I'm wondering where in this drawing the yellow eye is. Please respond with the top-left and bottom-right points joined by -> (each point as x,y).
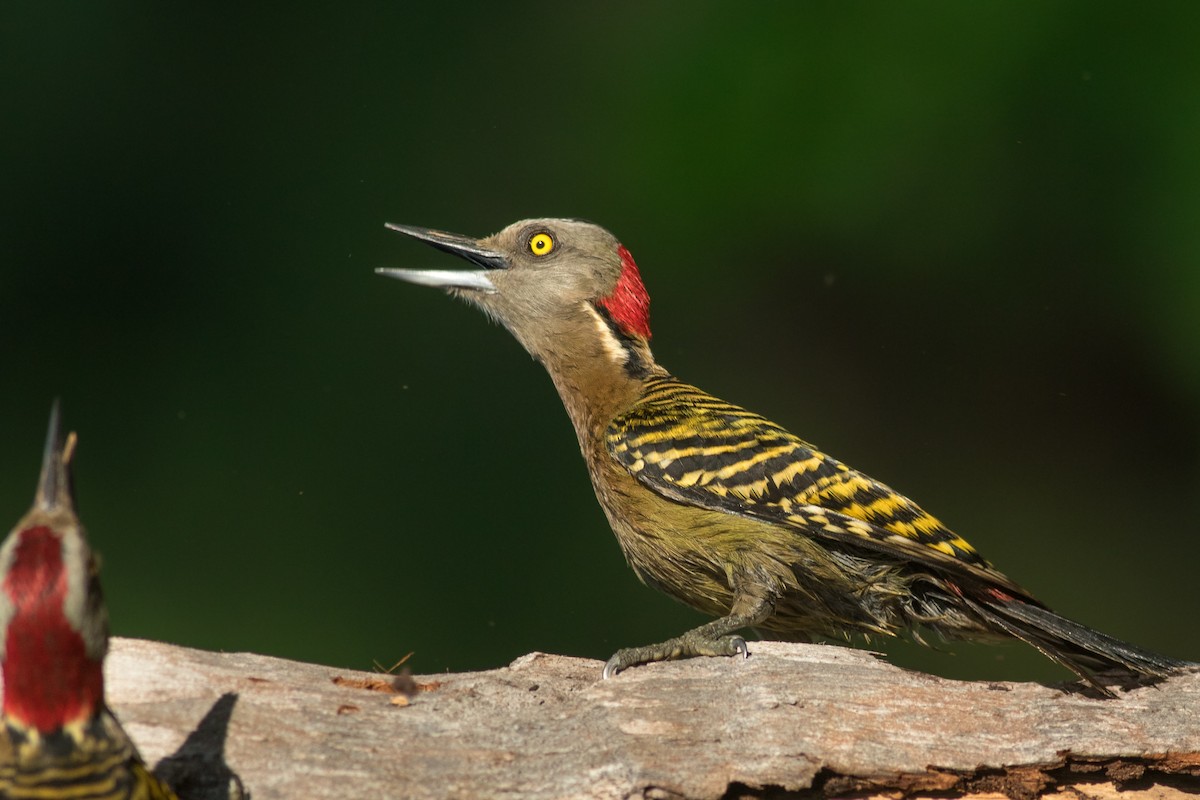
529,232 -> 555,256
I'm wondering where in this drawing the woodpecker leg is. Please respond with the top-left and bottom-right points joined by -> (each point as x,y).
602,594 -> 773,679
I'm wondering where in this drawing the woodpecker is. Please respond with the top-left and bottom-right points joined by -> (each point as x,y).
0,403 -> 178,799
378,219 -> 1191,694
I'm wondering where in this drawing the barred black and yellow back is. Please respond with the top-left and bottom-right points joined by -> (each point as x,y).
0,717 -> 176,800
609,376 -> 989,571
382,217 -> 1194,693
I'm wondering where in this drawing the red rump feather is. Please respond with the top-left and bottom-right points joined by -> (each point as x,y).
597,245 -> 651,339
2,526 -> 103,732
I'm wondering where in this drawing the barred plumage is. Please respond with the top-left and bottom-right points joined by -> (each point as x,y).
0,404 -> 178,800
0,720 -> 175,800
381,217 -> 1194,694
609,375 -> 988,570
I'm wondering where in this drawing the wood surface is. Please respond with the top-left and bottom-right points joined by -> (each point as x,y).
101,638 -> 1200,799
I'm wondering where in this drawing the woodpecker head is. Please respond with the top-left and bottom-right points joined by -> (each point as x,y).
0,402 -> 108,734
378,219 -> 652,367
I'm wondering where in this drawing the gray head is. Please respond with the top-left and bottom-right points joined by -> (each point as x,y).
378,219 -> 652,361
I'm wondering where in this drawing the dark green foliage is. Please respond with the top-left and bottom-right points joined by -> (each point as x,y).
1,3 -> 1197,680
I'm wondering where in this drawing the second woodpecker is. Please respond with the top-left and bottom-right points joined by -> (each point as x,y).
378,218 -> 1190,693
0,405 -> 179,799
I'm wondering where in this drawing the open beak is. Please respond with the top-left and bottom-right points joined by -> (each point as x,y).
376,223 -> 507,294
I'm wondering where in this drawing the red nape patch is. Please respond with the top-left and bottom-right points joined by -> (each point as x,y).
2,526 -> 103,732
597,245 -> 651,339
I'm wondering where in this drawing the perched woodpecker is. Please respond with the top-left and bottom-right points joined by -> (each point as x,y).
378,219 -> 1192,694
0,404 -> 177,799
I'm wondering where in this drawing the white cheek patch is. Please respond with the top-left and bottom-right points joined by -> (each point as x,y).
60,527 -> 104,660
583,302 -> 630,367
0,534 -> 17,660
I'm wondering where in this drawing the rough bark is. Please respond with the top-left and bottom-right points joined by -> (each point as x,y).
103,637 -> 1199,800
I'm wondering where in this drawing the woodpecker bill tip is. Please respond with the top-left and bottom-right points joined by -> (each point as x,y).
35,399 -> 75,515
380,223 -> 509,293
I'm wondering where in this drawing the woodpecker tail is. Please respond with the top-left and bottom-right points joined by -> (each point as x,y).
961,593 -> 1192,695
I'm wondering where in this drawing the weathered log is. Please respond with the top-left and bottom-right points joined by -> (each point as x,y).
103,637 -> 1199,799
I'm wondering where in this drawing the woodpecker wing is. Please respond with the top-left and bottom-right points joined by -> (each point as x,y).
606,376 -> 1030,596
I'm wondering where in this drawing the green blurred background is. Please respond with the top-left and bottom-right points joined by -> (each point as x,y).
2,3 -> 1198,685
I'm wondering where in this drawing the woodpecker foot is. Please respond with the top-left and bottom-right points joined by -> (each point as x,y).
602,633 -> 750,679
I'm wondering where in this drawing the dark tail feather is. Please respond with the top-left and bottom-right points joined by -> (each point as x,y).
963,595 -> 1192,696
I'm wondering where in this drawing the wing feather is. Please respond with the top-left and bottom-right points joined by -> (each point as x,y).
606,376 -> 1026,593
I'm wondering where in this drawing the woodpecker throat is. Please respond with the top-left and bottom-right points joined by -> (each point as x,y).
379,217 -> 1193,692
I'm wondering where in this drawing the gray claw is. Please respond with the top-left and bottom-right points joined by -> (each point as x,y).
602,656 -> 621,680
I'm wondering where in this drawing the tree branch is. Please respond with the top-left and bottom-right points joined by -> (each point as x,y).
105,638 -> 1200,799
